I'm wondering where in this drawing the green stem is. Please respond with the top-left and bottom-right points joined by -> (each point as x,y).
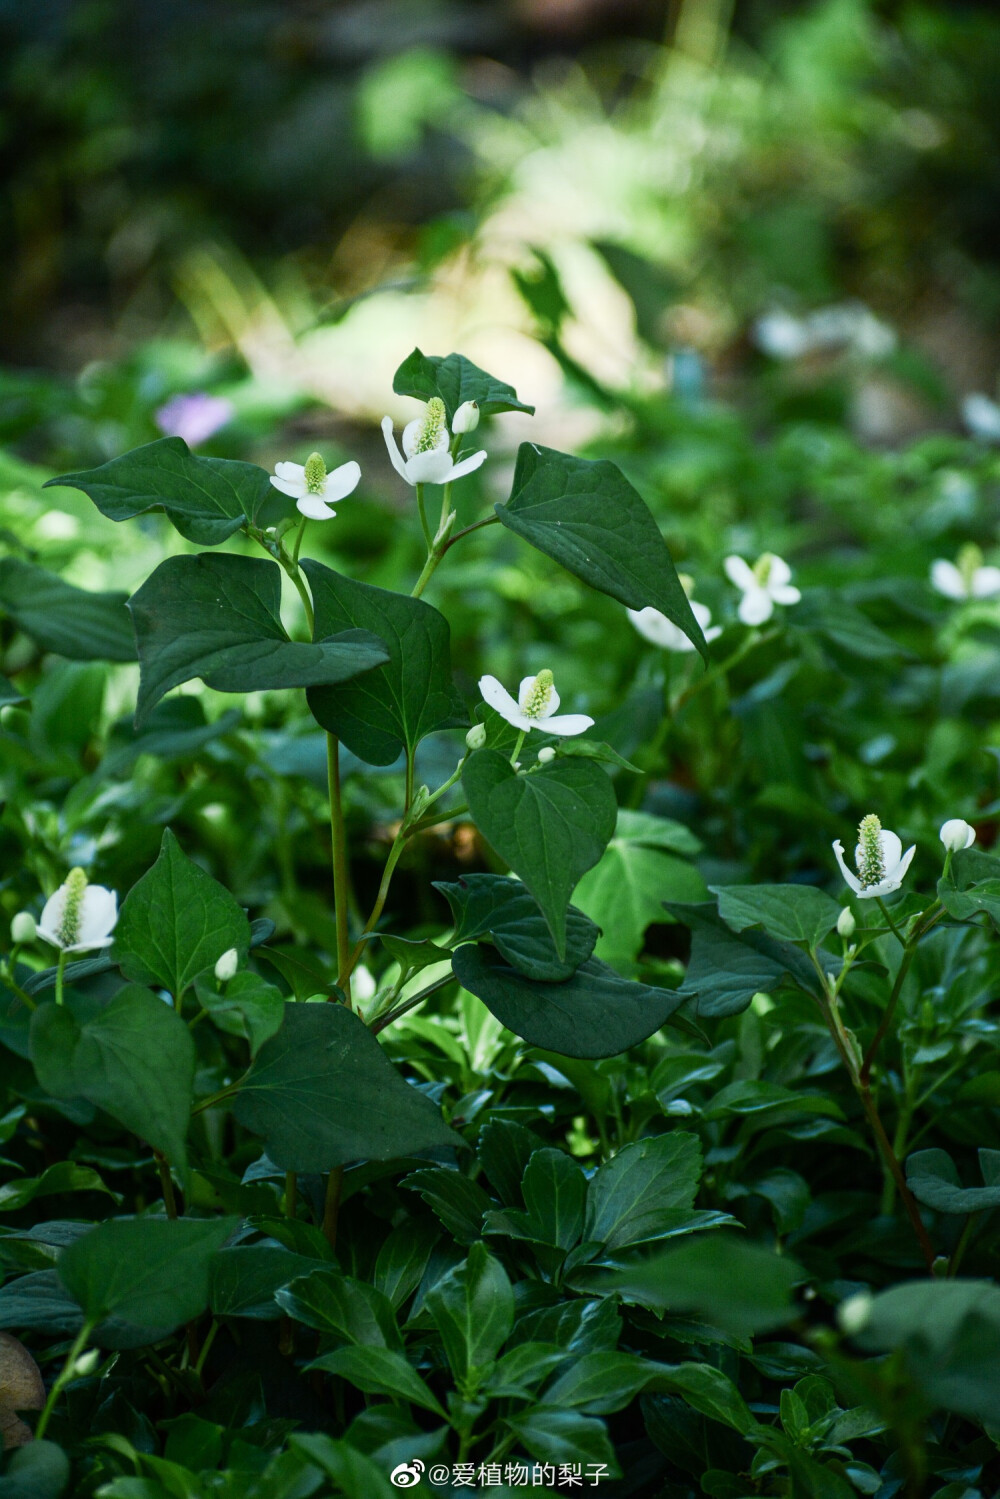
438,481 -> 453,533
194,1318 -> 220,1380
291,515 -> 307,565
287,565 -> 315,636
34,1320 -> 95,1440
860,943 -> 916,1086
2,965 -> 36,1012
54,949 -> 68,1007
510,729 -> 526,767
369,972 -> 454,1035
440,513 -> 500,555
327,734 -> 353,1006
340,834 -> 406,989
875,897 -> 907,947
154,1151 -> 179,1219
414,483 -> 433,550
412,548 -> 442,599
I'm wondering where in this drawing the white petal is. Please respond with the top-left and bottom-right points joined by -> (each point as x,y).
322,460 -> 361,503
479,675 -> 524,728
738,588 -> 774,625
65,934 -> 116,952
405,449 -> 455,485
628,606 -> 682,649
894,844 -> 916,882
381,417 -> 410,482
274,461 -> 305,481
269,475 -> 305,500
543,713 -> 594,737
297,495 -> 336,520
401,418 -> 424,460
770,585 -> 801,607
691,601 -> 713,630
39,887 -> 68,940
79,886 -> 118,941
972,567 -> 1000,598
517,676 -> 538,711
540,686 -> 561,717
879,830 -> 903,872
703,625 -> 723,644
766,555 -> 793,588
724,556 -> 756,591
930,560 -> 966,599
833,840 -> 862,894
446,449 -> 488,482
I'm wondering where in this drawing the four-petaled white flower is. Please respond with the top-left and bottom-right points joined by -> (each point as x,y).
833,814 -> 915,901
940,819 -> 975,853
628,595 -> 721,654
724,553 -> 801,625
382,397 -> 487,487
270,452 -> 361,520
37,869 -> 118,953
478,670 -> 593,737
931,544 -> 1000,602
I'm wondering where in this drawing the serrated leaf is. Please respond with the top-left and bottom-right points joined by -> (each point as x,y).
497,443 -> 706,657
0,558 -> 135,662
402,1166 -> 493,1245
435,873 -> 599,981
129,552 -> 388,726
303,561 -> 464,764
452,943 -> 685,1059
425,1241 -> 514,1378
45,437 -> 271,545
584,1134 -> 702,1252
393,349 -> 534,419
462,750 -> 617,959
113,828 -> 251,1001
232,1002 -> 460,1171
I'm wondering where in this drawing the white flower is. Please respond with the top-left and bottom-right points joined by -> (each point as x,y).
382,398 -> 486,487
214,948 -> 239,983
930,545 -> 1000,601
940,819 -> 975,853
754,310 -> 811,361
10,912 -> 36,945
478,669 -> 593,737
36,869 -> 118,953
962,392 -> 1000,444
628,600 -> 721,653
838,1291 -> 873,1337
724,553 -> 801,625
452,400 -> 480,434
269,452 -> 361,520
833,814 -> 916,901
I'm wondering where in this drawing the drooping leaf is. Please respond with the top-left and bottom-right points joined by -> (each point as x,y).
303,561 -> 465,764
462,750 -> 617,959
45,437 -> 271,545
393,349 -> 535,419
128,552 -> 388,726
113,828 -> 251,1001
906,1148 -> 1000,1214
667,901 -> 833,1017
497,443 -> 707,657
451,943 -> 685,1059
0,558 -> 135,662
425,1241 -> 514,1379
232,1002 -> 460,1171
308,1346 -> 446,1416
402,1167 -> 493,1245
435,873 -> 599,981
30,986 -> 195,1171
711,884 -> 843,949
58,1216 -> 236,1336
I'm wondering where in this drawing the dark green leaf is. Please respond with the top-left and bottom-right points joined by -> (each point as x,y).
232,1002 -> 460,1171
462,750 -> 617,959
287,1434 -> 397,1499
503,1406 -> 619,1471
906,1148 -> 1000,1214
584,1133 -> 702,1252
435,873 -> 599,981
0,1162 -> 117,1213
308,1346 -> 446,1416
711,884 -> 842,948
0,1271 -> 87,1336
375,933 -> 454,973
543,1352 -> 671,1415
477,1117 -> 545,1207
277,1268 -> 401,1348
129,553 -> 388,726
0,558 -> 135,662
518,1147 -> 586,1250
372,1221 -> 440,1311
393,349 -> 535,419
452,943 -> 685,1059
402,1167 -> 492,1245
644,1363 -> 758,1435
30,986 -> 195,1172
425,1241 -> 514,1378
0,1440 -> 70,1499
792,590 -> 905,660
667,901 -> 832,1016
58,1216 -> 236,1334
194,971 -> 285,1055
113,828 -> 251,1001
497,443 -> 706,657
208,1246 -> 321,1320
45,437 -> 271,545
605,1235 -> 802,1337
0,673 -> 25,707
938,847 -> 1000,926
303,561 -> 464,764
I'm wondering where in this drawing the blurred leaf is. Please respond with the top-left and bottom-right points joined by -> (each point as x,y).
0,559 -> 135,662
906,1148 -> 1000,1214
0,1162 -> 116,1214
604,1236 -> 801,1337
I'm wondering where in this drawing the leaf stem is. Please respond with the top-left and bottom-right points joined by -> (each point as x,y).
322,1165 -> 344,1251
510,730 -> 526,767
414,483 -> 433,550
154,1150 -> 179,1219
369,972 -> 455,1035
327,734 -> 353,1008
875,897 -> 907,947
54,950 -> 67,1007
34,1319 -> 95,1440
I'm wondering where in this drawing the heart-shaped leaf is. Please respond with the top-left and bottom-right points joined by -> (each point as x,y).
128,552 -> 388,725
0,558 -> 135,662
497,444 -> 706,658
304,561 -> 465,764
462,750 -> 617,959
393,349 -> 534,419
435,872 -> 599,980
451,943 -> 685,1058
45,437 -> 271,545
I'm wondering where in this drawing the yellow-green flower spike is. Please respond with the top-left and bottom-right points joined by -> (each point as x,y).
415,398 -> 447,454
958,543 -> 984,591
523,669 -> 555,719
856,814 -> 885,888
303,453 -> 327,494
58,868 -> 89,948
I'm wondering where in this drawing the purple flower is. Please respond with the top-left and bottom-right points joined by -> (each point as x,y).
155,393 -> 234,446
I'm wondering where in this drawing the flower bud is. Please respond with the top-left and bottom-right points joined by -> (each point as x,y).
452,400 -> 480,434
836,907 -> 856,940
537,746 -> 556,764
10,912 -> 36,945
74,1348 -> 100,1377
940,818 -> 975,853
214,948 -> 239,984
837,1291 -> 873,1337
466,723 -> 487,751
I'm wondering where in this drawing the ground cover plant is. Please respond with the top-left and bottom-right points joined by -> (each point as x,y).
0,328 -> 999,1499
